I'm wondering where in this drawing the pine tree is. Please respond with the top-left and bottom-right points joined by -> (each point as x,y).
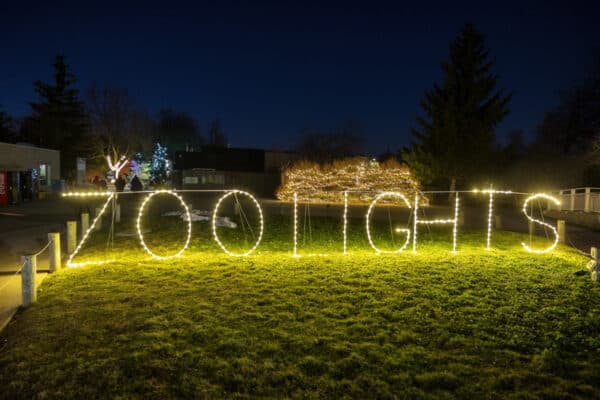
149,143 -> 168,186
0,108 -> 17,143
29,55 -> 88,178
407,23 -> 511,191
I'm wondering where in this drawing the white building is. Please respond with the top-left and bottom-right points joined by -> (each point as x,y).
0,141 -> 60,205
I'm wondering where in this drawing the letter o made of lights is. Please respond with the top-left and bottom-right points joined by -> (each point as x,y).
137,190 -> 192,259
212,190 -> 264,256
366,192 -> 412,254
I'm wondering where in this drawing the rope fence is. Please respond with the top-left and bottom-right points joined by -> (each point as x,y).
0,233 -> 61,312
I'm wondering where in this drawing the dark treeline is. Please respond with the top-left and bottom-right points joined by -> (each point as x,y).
292,24 -> 599,192
404,23 -> 599,191
0,55 -> 228,179
2,23 -> 599,189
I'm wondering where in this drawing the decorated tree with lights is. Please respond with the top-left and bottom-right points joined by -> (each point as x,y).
149,143 -> 169,186
406,23 -> 511,191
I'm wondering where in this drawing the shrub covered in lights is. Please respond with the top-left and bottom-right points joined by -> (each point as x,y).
277,157 -> 427,205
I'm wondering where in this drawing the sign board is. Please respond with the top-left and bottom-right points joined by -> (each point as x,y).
76,157 -> 86,185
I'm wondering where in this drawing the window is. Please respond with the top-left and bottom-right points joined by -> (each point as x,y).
39,164 -> 48,186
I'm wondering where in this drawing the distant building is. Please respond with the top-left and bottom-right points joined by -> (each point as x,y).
172,146 -> 298,198
0,142 -> 61,206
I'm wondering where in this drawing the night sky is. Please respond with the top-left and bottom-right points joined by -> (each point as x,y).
1,1 -> 599,154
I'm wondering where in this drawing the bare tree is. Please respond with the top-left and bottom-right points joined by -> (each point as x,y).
296,120 -> 365,163
85,83 -> 156,167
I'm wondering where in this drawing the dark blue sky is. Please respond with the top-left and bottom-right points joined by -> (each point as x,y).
1,1 -> 599,154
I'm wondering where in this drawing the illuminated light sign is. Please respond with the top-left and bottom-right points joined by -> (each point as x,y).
413,193 -> 460,253
66,193 -> 115,267
472,188 -> 513,250
212,190 -> 264,256
137,190 -> 192,259
521,193 -> 561,254
365,192 -> 412,254
62,189 -> 562,266
293,192 -> 298,257
343,191 -> 348,255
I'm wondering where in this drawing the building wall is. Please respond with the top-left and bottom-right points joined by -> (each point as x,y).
180,169 -> 280,198
264,150 -> 298,173
0,142 -> 60,190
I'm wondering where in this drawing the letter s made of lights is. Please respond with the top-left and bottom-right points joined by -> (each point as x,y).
212,190 -> 264,256
137,190 -> 192,259
521,193 -> 561,254
366,192 -> 412,254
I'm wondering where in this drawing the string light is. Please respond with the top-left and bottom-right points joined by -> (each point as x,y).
137,190 -> 192,260
62,188 -> 564,263
343,191 -> 348,255
487,187 -> 494,250
62,192 -> 112,197
107,154 -> 129,183
521,193 -> 561,253
277,157 -> 426,205
212,190 -> 264,256
453,194 -> 459,253
413,193 -> 460,253
67,194 -> 114,267
472,187 -> 512,250
365,192 -> 412,254
413,193 -> 419,253
293,192 -> 298,257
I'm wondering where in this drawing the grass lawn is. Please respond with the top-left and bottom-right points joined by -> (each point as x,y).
0,205 -> 598,399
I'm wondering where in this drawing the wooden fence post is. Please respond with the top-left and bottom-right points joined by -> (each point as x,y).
590,247 -> 600,282
67,220 -> 77,254
557,220 -> 565,243
584,188 -> 591,213
48,232 -> 61,272
81,213 -> 89,237
21,254 -> 36,307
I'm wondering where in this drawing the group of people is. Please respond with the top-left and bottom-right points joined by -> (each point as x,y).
92,174 -> 143,192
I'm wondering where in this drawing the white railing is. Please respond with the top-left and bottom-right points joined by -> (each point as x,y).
549,187 -> 600,213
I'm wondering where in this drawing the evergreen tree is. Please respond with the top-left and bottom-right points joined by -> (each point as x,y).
149,142 -> 169,186
28,55 -> 88,178
407,23 -> 511,190
0,108 -> 17,143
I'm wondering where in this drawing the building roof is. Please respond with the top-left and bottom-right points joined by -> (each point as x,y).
173,146 -> 266,172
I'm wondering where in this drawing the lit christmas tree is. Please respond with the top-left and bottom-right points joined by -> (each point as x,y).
149,143 -> 169,186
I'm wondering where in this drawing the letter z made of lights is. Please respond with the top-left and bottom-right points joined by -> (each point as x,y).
137,190 -> 192,259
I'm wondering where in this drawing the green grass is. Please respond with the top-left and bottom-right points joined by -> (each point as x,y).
0,212 -> 598,399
